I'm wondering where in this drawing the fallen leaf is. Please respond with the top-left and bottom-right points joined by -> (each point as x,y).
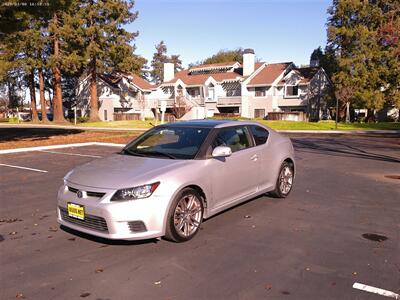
16,292 -> 25,298
39,215 -> 49,220
353,272 -> 357,275
68,237 -> 76,241
154,281 -> 161,285
34,224 -> 38,226
48,227 -> 58,232
244,215 -> 252,219
1,218 -> 22,223
95,268 -> 104,273
305,267 -> 310,271
9,231 -> 17,235
265,284 -> 272,290
80,292 -> 91,298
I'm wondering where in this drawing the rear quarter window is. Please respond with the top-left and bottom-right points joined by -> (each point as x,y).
250,125 -> 269,146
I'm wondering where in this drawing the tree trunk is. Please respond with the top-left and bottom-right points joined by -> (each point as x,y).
89,57 -> 100,121
52,12 -> 67,124
365,108 -> 376,123
28,70 -> 39,122
38,67 -> 49,123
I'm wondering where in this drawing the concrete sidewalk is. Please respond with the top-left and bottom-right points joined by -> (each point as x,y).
0,122 -> 399,134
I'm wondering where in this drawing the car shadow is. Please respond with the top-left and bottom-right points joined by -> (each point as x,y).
60,225 -> 159,246
0,234 -> 4,242
203,193 -> 278,222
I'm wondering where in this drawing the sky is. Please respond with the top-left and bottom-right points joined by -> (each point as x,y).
127,0 -> 332,68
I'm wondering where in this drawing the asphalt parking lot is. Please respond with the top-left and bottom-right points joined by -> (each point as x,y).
0,133 -> 399,300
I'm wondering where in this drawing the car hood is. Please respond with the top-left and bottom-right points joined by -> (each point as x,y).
65,154 -> 189,189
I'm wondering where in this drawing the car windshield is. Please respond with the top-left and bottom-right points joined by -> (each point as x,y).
123,126 -> 211,159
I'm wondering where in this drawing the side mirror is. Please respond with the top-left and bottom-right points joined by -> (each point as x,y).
212,146 -> 232,158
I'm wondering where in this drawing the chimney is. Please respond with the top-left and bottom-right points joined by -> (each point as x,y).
163,62 -> 174,82
243,48 -> 255,76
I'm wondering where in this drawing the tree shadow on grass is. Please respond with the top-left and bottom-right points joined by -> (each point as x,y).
0,128 -> 84,143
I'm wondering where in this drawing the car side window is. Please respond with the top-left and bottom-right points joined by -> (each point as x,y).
212,126 -> 250,153
250,125 -> 269,146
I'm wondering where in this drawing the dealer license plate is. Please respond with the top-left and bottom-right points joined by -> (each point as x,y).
67,203 -> 85,220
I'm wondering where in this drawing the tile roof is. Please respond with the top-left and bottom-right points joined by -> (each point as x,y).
164,62 -> 266,86
247,62 -> 292,86
278,67 -> 321,85
294,67 -> 320,83
127,73 -> 154,90
99,72 -> 154,91
189,61 -> 239,72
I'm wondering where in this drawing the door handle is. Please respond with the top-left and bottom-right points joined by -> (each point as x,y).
250,154 -> 258,161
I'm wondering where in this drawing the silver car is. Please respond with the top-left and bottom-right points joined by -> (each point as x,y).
57,120 -> 295,242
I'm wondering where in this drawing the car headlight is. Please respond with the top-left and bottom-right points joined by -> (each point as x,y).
111,182 -> 160,201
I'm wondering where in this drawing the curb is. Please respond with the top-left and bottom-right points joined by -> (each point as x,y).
0,123 -> 147,132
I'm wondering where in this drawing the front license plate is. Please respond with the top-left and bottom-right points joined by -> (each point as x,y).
67,203 -> 85,220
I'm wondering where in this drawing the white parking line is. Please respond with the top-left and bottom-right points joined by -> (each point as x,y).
0,142 -> 124,155
39,150 -> 102,158
0,163 -> 48,173
353,282 -> 399,299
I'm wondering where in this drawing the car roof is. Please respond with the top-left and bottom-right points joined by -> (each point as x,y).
163,119 -> 263,129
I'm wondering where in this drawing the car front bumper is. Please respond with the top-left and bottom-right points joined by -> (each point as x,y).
57,182 -> 171,240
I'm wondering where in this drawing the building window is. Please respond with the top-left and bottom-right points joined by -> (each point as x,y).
285,85 -> 299,97
187,88 -> 200,98
254,109 -> 265,119
255,87 -> 267,97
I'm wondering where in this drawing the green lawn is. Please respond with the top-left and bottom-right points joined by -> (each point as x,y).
256,120 -> 400,131
80,119 -> 399,131
79,120 -> 156,128
9,118 -> 399,131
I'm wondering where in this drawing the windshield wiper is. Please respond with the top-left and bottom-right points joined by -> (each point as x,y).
142,150 -> 178,159
121,148 -> 147,157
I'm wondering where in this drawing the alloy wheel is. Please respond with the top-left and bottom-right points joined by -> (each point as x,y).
279,165 -> 293,195
173,194 -> 202,238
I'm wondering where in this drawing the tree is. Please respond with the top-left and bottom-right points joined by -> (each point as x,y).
326,0 -> 400,120
170,54 -> 183,73
150,41 -> 182,83
192,48 -> 244,67
65,0 -> 139,122
151,41 -> 168,84
0,8 -> 44,122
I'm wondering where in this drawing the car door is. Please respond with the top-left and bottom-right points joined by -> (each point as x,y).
207,126 -> 260,211
248,125 -> 275,191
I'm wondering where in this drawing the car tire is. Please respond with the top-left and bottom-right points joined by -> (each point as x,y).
164,188 -> 204,243
269,161 -> 294,198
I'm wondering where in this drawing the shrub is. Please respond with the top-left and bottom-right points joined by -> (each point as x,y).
77,116 -> 90,123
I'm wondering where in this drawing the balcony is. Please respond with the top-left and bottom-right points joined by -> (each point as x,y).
217,96 -> 242,107
278,97 -> 308,107
157,99 -> 175,108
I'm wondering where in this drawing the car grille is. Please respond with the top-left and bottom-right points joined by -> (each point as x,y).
128,221 -> 147,233
68,186 -> 106,198
60,207 -> 108,233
